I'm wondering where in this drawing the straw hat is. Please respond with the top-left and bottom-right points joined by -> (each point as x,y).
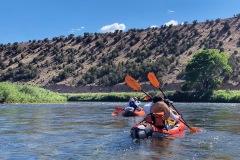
150,102 -> 170,120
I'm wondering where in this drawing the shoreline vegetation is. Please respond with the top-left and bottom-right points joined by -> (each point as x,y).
64,90 -> 240,103
0,82 -> 67,104
1,82 -> 240,104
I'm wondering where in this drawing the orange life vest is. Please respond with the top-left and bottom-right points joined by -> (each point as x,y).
144,112 -> 165,128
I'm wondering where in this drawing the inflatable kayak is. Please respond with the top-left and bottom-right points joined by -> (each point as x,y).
112,106 -> 145,117
122,107 -> 145,117
130,120 -> 186,139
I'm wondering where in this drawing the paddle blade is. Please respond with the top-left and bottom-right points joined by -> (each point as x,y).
143,95 -> 151,101
189,127 -> 202,133
147,72 -> 160,88
125,75 -> 142,91
112,106 -> 123,116
115,106 -> 123,111
111,111 -> 119,116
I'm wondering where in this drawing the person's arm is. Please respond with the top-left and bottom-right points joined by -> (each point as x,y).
133,101 -> 138,110
169,110 -> 181,120
143,102 -> 153,114
135,101 -> 141,106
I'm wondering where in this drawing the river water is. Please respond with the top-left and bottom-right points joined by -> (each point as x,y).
0,102 -> 239,160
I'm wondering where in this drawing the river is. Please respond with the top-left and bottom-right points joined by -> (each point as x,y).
0,102 -> 239,160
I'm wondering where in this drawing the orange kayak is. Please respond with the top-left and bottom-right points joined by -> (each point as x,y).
112,106 -> 145,117
130,121 -> 186,139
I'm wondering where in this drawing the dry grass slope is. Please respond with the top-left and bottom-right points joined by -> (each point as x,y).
0,16 -> 240,92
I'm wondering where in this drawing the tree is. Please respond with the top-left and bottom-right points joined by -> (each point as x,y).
181,49 -> 232,91
192,20 -> 198,25
223,21 -> 230,31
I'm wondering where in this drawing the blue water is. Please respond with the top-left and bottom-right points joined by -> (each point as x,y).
0,102 -> 239,160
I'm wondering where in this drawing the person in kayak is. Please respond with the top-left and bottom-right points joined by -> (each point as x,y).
128,97 -> 141,111
143,95 -> 181,129
134,97 -> 140,103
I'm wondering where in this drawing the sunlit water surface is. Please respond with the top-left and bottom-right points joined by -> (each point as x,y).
0,102 -> 239,160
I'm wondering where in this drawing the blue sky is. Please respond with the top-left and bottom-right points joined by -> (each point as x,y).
0,0 -> 239,44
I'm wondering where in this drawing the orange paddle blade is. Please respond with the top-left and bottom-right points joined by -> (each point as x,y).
189,127 -> 202,133
147,72 -> 160,88
111,111 -> 119,116
143,95 -> 151,101
180,119 -> 202,133
125,75 -> 141,91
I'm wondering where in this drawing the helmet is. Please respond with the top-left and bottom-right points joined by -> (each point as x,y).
129,97 -> 134,102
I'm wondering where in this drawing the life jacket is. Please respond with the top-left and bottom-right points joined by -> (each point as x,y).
167,117 -> 176,126
144,112 -> 165,128
167,107 -> 177,126
143,102 -> 170,129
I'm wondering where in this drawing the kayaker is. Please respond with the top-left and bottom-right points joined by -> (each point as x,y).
134,97 -> 140,103
128,97 -> 141,111
143,95 -> 181,129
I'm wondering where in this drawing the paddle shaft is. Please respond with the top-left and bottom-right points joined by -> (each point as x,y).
179,119 -> 192,128
125,75 -> 152,99
141,90 -> 152,99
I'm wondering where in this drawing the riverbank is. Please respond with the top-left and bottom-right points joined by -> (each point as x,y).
0,82 -> 67,104
43,83 -> 240,93
1,82 -> 240,103
63,90 -> 240,103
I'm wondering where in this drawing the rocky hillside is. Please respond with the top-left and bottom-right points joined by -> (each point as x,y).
0,16 -> 240,93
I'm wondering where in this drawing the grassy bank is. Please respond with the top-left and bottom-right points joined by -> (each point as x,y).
64,90 -> 240,103
1,82 -> 239,103
167,90 -> 240,103
63,92 -> 146,102
0,82 -> 67,104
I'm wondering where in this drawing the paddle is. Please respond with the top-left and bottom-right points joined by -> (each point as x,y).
147,72 -> 202,133
115,106 -> 123,111
111,111 -> 119,116
111,106 -> 123,116
125,75 -> 152,99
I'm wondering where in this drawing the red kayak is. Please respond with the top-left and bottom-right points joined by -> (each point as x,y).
130,120 -> 186,139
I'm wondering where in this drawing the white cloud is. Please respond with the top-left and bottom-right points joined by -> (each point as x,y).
69,27 -> 84,33
100,23 -> 126,33
168,10 -> 175,13
150,25 -> 158,28
164,20 -> 178,26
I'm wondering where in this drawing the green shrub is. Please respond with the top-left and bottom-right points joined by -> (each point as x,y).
64,92 -> 147,102
0,82 -> 67,103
